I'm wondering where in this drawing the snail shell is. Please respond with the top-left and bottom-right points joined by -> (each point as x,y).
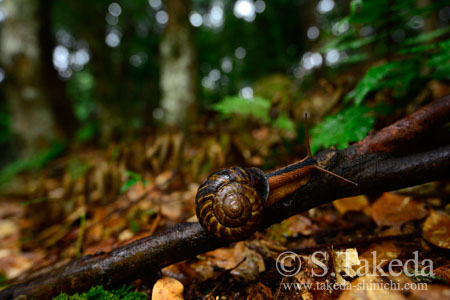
195,167 -> 269,242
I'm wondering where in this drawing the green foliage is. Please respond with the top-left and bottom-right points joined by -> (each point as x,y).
0,102 -> 10,144
0,143 -> 66,185
68,71 -> 94,122
0,272 -> 8,289
426,40 -> 450,80
212,96 -> 296,132
310,105 -> 375,154
120,170 -> 146,194
406,269 -> 447,284
128,218 -> 140,234
212,96 -> 271,122
195,0 -> 306,103
403,26 -> 450,46
273,113 -> 295,132
346,60 -> 418,105
321,0 -> 450,105
53,285 -> 147,300
68,159 -> 91,180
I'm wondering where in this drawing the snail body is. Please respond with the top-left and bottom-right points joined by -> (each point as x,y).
195,167 -> 269,242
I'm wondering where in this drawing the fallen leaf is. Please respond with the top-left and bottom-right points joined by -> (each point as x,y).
160,193 -> 184,221
118,229 -> 134,241
246,282 -> 273,300
357,242 -> 402,275
372,193 -> 428,227
408,284 -> 450,300
283,215 -> 317,237
152,276 -> 184,300
0,250 -> 32,279
433,264 -> 450,283
422,210 -> 450,249
332,248 -> 360,286
199,242 -> 265,281
0,220 -> 17,240
162,262 -> 198,285
338,275 -> 406,300
333,196 -> 369,215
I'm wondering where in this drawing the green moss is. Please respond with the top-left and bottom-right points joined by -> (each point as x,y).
54,285 -> 148,300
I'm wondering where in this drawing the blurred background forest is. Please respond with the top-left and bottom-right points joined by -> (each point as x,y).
0,0 -> 449,176
0,0 -> 450,296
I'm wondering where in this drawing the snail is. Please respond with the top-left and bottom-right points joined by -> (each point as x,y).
195,114 -> 358,242
195,166 -> 269,242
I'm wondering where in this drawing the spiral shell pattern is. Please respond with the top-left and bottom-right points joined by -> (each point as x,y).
195,167 -> 269,242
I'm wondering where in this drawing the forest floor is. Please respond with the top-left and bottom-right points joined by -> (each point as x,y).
1,87 -> 450,299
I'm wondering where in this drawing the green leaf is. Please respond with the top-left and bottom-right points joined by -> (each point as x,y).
211,96 -> 271,122
349,0 -> 388,23
272,113 -> 295,132
403,27 -> 450,46
129,218 -> 140,234
350,0 -> 363,14
310,105 -> 375,154
427,49 -> 450,80
120,171 -> 143,194
321,30 -> 354,52
340,53 -> 370,64
346,61 -> 417,105
335,35 -> 378,52
0,142 -> 66,185
0,273 -> 8,289
398,43 -> 438,54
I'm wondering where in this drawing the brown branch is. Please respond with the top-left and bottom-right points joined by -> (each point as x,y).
356,94 -> 450,154
1,96 -> 450,299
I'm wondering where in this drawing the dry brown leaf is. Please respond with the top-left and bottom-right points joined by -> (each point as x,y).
408,284 -> 450,300
422,210 -> 450,249
332,248 -> 360,286
357,242 -> 402,275
283,215 -> 317,237
372,193 -> 428,227
246,282 -> 273,300
338,275 -> 406,300
0,220 -> 17,240
152,276 -> 184,300
433,264 -> 450,284
160,193 -> 184,221
199,242 -> 265,281
189,259 -> 216,282
162,262 -> 199,285
333,196 -> 370,215
0,250 -> 33,279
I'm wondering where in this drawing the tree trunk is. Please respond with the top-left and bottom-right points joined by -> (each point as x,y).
159,0 -> 197,126
1,0 -> 59,157
39,0 -> 79,137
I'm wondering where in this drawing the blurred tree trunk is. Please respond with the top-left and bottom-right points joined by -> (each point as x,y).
159,0 -> 197,126
39,0 -> 79,137
1,0 -> 58,157
0,0 -> 77,157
